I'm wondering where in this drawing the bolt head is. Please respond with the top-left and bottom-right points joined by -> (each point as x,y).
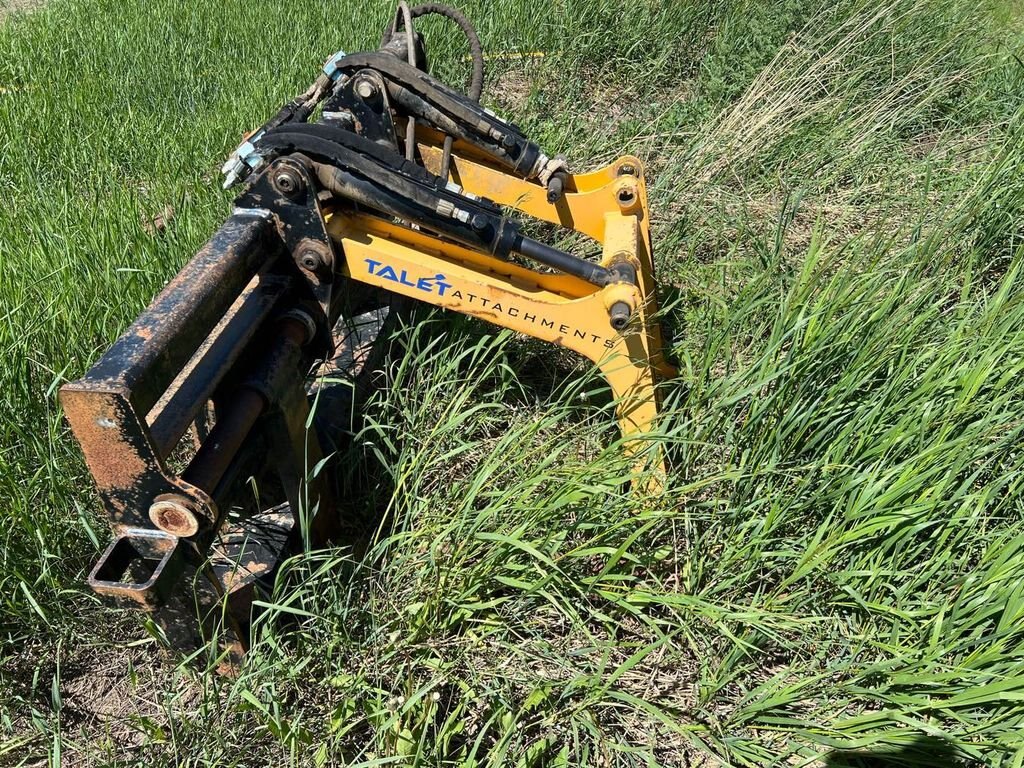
356,79 -> 377,99
273,168 -> 303,197
299,248 -> 323,271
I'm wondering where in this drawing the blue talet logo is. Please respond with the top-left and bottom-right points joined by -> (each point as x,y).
364,259 -> 452,296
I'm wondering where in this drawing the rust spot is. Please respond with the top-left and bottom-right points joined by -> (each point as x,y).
149,495 -> 200,537
61,390 -> 148,493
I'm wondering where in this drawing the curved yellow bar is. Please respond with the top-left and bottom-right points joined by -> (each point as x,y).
327,139 -> 675,477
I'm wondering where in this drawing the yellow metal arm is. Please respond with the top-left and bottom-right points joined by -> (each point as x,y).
326,142 -> 675,450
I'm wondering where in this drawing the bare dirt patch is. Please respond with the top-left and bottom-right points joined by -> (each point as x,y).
2,617 -> 203,766
56,643 -> 200,765
1,0 -> 44,17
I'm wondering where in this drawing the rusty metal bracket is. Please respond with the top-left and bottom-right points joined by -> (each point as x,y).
61,204 -> 339,665
88,528 -> 183,608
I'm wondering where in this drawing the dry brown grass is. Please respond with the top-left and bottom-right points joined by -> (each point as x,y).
0,0 -> 44,18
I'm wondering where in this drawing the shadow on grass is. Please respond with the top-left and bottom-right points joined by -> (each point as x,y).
824,735 -> 977,767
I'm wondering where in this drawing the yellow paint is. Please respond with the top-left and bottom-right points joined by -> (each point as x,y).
326,136 -> 676,478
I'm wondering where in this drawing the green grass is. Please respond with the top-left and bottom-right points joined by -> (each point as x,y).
2,0 -> 1024,764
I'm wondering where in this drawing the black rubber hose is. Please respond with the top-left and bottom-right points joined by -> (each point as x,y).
394,2 -> 418,162
408,3 -> 484,179
409,3 -> 484,101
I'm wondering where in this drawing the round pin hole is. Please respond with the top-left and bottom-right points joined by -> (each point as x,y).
617,188 -> 636,206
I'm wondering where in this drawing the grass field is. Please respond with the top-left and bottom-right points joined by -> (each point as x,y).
2,0 -> 1024,765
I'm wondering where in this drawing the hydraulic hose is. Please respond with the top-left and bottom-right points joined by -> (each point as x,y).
410,3 -> 484,101
395,2 -> 418,161
407,3 -> 485,179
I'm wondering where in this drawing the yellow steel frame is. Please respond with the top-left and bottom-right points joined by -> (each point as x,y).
325,137 -> 675,455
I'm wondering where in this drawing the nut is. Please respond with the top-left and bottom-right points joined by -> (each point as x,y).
298,247 -> 324,272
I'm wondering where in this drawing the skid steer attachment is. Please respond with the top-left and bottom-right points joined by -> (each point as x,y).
60,3 -> 675,666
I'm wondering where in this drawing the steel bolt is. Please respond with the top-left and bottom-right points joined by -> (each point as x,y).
356,79 -> 378,100
470,213 -> 488,232
609,301 -> 632,331
617,163 -> 637,177
273,167 -> 304,197
299,248 -> 323,271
